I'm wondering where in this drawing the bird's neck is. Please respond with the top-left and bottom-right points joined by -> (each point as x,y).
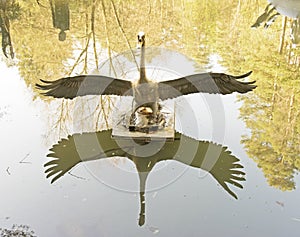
139,44 -> 147,84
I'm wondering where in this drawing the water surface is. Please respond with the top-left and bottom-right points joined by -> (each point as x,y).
1,0 -> 300,236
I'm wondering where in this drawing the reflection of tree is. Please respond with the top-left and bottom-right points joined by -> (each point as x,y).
44,129 -> 245,226
50,0 -> 70,41
0,0 -> 20,59
240,72 -> 300,191
189,1 -> 300,191
10,1 -> 72,87
7,0 -> 299,86
9,0 -> 240,88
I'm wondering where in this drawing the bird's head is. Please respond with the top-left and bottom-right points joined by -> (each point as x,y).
137,31 -> 145,49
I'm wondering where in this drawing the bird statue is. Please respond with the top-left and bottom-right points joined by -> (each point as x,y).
36,32 -> 256,131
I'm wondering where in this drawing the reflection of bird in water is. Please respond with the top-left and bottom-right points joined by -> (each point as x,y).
44,130 -> 246,226
36,32 -> 256,129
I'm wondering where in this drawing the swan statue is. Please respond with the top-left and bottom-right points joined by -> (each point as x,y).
36,32 -> 256,131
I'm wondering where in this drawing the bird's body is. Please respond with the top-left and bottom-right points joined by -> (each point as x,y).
132,80 -> 159,115
36,32 -> 256,132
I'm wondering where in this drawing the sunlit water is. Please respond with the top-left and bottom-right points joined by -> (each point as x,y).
1,53 -> 300,237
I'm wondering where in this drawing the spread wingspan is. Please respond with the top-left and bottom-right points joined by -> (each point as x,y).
37,71 -> 255,100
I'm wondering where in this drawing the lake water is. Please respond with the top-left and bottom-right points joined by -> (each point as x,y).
0,0 -> 300,236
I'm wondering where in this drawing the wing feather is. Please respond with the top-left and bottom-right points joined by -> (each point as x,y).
158,71 -> 256,100
36,75 -> 133,99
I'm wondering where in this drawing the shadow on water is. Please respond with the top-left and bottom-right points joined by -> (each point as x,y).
44,129 -> 245,226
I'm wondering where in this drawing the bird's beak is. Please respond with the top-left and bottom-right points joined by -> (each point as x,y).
137,41 -> 142,49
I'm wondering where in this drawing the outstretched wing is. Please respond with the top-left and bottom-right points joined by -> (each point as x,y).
36,75 -> 133,99
155,133 -> 245,199
158,71 -> 256,100
44,130 -> 128,183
